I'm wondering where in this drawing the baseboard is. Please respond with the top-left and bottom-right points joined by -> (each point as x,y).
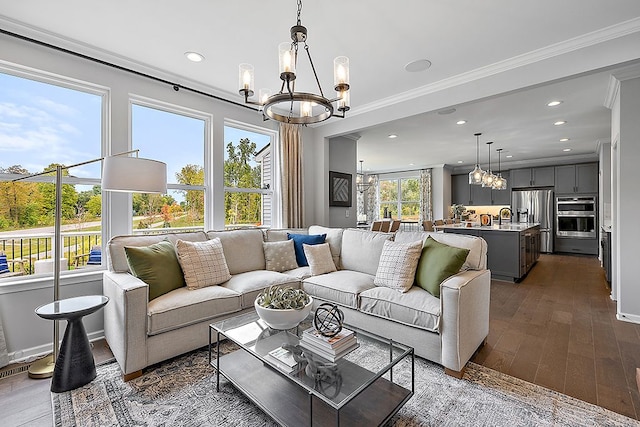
8,330 -> 105,364
616,312 -> 640,324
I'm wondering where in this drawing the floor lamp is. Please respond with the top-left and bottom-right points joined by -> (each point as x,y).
12,150 -> 167,379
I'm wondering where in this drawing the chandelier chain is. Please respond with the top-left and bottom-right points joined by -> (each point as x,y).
297,0 -> 303,26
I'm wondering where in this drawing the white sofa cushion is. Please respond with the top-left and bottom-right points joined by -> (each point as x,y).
264,228 -> 308,242
206,229 -> 266,274
393,231 -> 487,270
358,286 -> 441,332
340,229 -> 394,276
108,231 -> 208,273
221,270 -> 301,309
175,238 -> 232,289
308,225 -> 344,269
147,285 -> 241,336
374,240 -> 422,292
303,270 -> 375,309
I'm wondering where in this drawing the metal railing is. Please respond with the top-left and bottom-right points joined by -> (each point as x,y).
1,224 -> 268,277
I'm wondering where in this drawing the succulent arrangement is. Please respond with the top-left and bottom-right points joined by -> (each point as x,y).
255,286 -> 310,310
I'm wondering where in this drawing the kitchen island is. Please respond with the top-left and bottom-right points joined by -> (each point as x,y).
440,223 -> 541,282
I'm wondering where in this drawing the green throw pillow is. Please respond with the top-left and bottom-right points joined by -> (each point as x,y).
124,239 -> 186,301
415,236 -> 470,298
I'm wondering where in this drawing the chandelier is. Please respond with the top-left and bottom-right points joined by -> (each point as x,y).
481,141 -> 497,188
238,0 -> 351,125
356,160 -> 373,193
492,148 -> 507,190
468,133 -> 484,185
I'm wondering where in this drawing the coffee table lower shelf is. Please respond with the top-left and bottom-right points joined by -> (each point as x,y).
214,350 -> 411,427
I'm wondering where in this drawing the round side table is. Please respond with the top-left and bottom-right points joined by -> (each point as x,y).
35,295 -> 109,393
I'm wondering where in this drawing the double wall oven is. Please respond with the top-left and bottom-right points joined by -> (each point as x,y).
556,196 -> 597,238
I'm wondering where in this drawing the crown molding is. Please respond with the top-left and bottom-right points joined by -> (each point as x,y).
350,16 -> 640,118
604,63 -> 640,108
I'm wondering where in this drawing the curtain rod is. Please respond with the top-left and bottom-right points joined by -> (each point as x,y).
0,27 -> 257,112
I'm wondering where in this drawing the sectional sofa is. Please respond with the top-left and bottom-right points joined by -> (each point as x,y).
103,226 -> 490,380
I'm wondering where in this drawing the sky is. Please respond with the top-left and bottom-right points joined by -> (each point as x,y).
0,72 -> 271,193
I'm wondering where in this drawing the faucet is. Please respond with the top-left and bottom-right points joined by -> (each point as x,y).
498,207 -> 513,225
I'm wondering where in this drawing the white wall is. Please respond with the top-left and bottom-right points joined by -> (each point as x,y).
328,136 -> 357,228
431,166 -> 452,220
613,74 -> 640,323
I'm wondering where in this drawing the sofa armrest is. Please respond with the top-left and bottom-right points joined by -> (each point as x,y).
103,271 -> 149,375
439,269 -> 491,373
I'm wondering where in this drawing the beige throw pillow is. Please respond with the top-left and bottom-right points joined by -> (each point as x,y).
374,240 -> 423,293
263,240 -> 299,272
303,243 -> 337,276
175,238 -> 231,289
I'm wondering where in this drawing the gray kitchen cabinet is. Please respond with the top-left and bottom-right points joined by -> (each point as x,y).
510,167 -> 555,188
491,171 -> 511,205
555,163 -> 598,194
451,173 -> 509,206
554,236 -> 598,255
444,225 -> 540,281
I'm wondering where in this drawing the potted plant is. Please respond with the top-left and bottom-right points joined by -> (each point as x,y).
254,286 -> 313,330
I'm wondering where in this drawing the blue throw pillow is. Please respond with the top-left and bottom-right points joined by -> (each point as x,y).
287,233 -> 326,267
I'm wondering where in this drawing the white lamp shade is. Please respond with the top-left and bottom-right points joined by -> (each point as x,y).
102,156 -> 167,194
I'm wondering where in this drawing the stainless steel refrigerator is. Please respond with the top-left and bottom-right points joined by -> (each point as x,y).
512,189 -> 554,253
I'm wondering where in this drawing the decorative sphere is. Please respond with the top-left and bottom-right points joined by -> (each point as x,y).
313,303 -> 344,337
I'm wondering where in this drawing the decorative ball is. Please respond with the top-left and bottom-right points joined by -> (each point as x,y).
313,303 -> 344,337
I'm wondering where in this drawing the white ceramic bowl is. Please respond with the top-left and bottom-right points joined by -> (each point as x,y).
254,297 -> 313,330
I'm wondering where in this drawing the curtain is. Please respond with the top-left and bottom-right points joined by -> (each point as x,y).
0,317 -> 8,368
365,174 -> 379,222
419,168 -> 433,222
279,123 -> 304,228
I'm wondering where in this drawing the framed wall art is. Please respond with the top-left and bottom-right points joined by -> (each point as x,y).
329,171 -> 352,207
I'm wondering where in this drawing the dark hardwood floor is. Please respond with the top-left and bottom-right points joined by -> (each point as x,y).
1,253 -> 638,425
472,253 -> 640,420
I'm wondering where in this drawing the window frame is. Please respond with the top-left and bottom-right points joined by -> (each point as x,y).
0,63 -> 109,282
377,174 -> 420,220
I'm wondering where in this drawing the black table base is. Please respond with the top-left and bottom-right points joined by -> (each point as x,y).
51,317 -> 96,393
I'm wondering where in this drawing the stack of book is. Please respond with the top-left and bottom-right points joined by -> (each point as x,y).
298,326 -> 358,362
266,346 -> 299,373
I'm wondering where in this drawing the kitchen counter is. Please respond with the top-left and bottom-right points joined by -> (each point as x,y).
443,224 -> 541,282
436,223 -> 540,232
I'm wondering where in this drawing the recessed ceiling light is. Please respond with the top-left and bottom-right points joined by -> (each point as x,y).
563,148 -> 571,152
506,155 -> 513,158
388,134 -> 398,139
457,160 -> 463,164
404,59 -> 432,72
554,120 -> 567,126
409,163 -> 415,166
547,100 -> 563,107
456,120 -> 467,125
559,138 -> 570,142
185,51 -> 205,62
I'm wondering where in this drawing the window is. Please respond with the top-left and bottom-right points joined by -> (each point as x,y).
379,177 -> 420,220
0,70 -> 104,278
131,100 -> 207,233
224,122 -> 274,228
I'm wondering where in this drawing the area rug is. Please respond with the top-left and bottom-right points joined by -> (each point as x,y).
52,344 -> 638,427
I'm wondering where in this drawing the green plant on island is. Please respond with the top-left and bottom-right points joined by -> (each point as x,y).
255,286 -> 310,310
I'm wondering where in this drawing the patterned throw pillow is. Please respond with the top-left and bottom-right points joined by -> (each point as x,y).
175,238 -> 232,290
287,233 -> 326,266
374,240 -> 423,293
303,243 -> 337,276
263,240 -> 299,272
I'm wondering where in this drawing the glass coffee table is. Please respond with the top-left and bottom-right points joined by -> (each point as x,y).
209,311 -> 414,426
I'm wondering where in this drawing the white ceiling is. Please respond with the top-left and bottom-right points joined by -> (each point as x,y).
2,0 -> 640,172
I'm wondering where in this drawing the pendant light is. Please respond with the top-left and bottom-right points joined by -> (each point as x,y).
492,148 -> 507,190
481,141 -> 497,188
356,160 -> 373,193
468,133 -> 484,185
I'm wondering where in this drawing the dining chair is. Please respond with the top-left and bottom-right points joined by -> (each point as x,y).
370,221 -> 383,231
422,220 -> 434,232
389,220 -> 401,232
379,221 -> 391,232
444,219 -> 453,224
434,219 -> 444,226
